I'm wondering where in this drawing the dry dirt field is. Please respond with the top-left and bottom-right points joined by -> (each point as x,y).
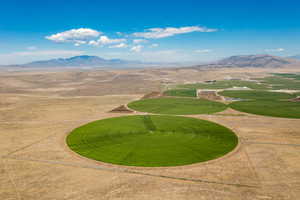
1,67 -> 300,200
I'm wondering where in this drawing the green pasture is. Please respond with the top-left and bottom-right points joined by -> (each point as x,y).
67,115 -> 238,167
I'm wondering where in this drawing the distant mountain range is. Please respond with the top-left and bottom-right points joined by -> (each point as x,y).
215,54 -> 297,68
22,55 -> 144,68
289,55 -> 300,60
1,54 -> 300,69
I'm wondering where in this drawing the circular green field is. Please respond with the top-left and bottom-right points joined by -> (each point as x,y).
127,97 -> 227,115
219,90 -> 300,118
67,115 -> 238,167
229,100 -> 300,118
163,89 -> 197,97
219,90 -> 294,100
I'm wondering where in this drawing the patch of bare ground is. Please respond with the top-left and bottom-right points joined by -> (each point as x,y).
141,91 -> 163,99
197,90 -> 225,101
290,97 -> 300,102
1,67 -> 300,199
109,105 -> 134,113
213,108 -> 248,116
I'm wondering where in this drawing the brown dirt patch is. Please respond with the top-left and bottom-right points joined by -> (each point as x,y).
109,105 -> 134,113
290,97 -> 300,102
141,91 -> 163,99
198,90 -> 224,101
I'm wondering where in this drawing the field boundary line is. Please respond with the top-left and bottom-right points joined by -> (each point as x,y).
3,156 -> 259,189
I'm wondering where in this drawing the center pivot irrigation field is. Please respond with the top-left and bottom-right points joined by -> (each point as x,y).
163,89 -> 197,97
162,73 -> 300,119
128,97 -> 227,115
219,90 -> 300,118
67,115 -> 238,167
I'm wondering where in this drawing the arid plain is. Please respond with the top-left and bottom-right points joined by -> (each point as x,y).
1,67 -> 300,200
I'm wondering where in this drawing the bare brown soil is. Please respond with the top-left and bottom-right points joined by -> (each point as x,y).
198,90 -> 224,101
109,105 -> 134,113
290,97 -> 300,102
141,91 -> 163,99
1,67 -> 300,200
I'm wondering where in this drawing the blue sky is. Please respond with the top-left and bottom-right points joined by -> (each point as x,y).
0,0 -> 300,64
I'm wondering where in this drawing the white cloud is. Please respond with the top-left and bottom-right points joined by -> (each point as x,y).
130,45 -> 143,52
109,43 -> 128,48
133,39 -> 148,44
133,26 -> 217,39
264,48 -> 285,52
74,40 -> 87,46
195,49 -> 212,53
150,43 -> 159,48
89,36 -> 126,46
45,28 -> 101,43
45,28 -> 128,48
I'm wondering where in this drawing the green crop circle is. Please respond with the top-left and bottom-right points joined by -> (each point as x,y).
127,97 -> 227,115
67,115 -> 238,167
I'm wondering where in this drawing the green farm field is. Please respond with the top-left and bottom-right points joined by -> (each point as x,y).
229,100 -> 300,118
175,73 -> 300,91
163,89 -> 197,97
256,73 -> 300,90
272,73 -> 300,80
219,90 -> 295,100
177,79 -> 270,90
128,97 -> 227,115
219,90 -> 300,118
66,115 -> 238,167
